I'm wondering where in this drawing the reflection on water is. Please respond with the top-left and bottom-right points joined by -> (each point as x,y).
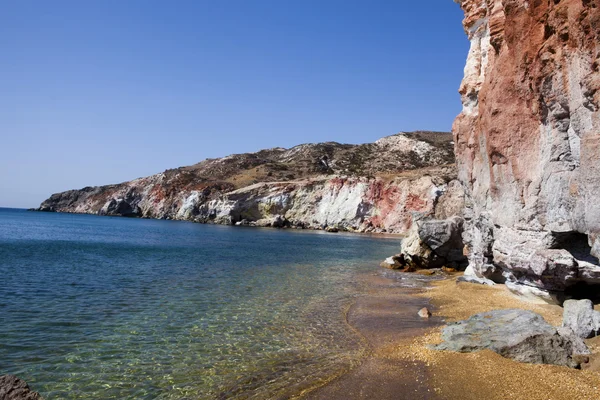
0,208 -> 400,399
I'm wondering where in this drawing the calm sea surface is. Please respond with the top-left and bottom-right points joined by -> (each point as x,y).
0,208 -> 401,399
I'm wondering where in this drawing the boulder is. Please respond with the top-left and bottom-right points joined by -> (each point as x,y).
0,375 -> 42,400
562,299 -> 600,339
434,309 -> 590,368
398,216 -> 468,269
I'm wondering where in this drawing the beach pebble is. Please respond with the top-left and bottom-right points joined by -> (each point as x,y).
418,307 -> 432,318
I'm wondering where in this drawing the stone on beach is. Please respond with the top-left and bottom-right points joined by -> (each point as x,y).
417,307 -> 432,318
434,309 -> 590,368
562,299 -> 600,339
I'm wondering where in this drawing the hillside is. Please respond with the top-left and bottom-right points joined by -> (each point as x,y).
37,131 -> 461,234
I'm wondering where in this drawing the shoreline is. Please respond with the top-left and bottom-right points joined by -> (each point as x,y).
300,271 -> 445,399
27,208 -> 409,238
300,272 -> 600,400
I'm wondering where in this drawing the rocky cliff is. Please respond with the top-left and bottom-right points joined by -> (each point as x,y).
38,131 -> 461,234
454,0 -> 600,302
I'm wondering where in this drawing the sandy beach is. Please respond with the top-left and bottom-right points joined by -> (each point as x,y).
302,272 -> 600,400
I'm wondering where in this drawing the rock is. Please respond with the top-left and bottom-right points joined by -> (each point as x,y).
456,275 -> 496,286
380,254 -> 407,270
434,179 -> 465,220
399,216 -> 468,269
0,375 -> 42,400
418,307 -> 432,318
562,299 -> 600,339
434,309 -> 589,368
325,226 -> 339,233
454,0 -> 600,302
441,266 -> 457,273
98,197 -> 141,217
555,327 -> 591,356
271,215 -> 288,228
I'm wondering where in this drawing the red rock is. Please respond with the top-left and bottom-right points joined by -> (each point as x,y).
454,0 -> 600,301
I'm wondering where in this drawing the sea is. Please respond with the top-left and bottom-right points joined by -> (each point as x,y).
0,207 -> 401,399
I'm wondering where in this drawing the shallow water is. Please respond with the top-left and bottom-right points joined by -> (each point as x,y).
0,208 -> 401,399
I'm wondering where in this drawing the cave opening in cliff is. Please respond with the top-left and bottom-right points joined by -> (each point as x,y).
552,231 -> 598,265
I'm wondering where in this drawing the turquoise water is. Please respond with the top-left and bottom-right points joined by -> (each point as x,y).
0,208 -> 400,399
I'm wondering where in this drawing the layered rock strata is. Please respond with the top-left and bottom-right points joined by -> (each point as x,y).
454,0 -> 600,301
38,132 -> 460,234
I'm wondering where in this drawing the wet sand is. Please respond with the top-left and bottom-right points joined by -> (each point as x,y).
301,272 -> 600,400
302,273 -> 444,399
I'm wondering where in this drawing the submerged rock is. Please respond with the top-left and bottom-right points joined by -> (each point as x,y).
434,309 -> 589,368
0,375 -> 42,400
562,299 -> 600,339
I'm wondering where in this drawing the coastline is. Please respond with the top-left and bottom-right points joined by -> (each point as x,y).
301,272 -> 600,400
28,207 -> 409,238
300,271 -> 445,399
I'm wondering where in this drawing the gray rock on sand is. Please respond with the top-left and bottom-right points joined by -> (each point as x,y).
562,299 -> 600,339
433,309 -> 590,368
0,375 -> 42,400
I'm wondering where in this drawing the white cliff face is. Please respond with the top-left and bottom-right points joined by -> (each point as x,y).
454,0 -> 600,302
177,175 -> 459,233
314,180 -> 368,227
38,172 -> 460,235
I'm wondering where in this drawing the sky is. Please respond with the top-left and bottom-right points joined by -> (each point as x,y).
1,0 -> 469,208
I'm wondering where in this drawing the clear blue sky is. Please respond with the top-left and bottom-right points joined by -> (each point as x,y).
1,0 -> 468,208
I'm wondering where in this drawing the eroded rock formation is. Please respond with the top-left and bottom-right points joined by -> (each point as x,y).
454,0 -> 600,302
38,132 -> 461,234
